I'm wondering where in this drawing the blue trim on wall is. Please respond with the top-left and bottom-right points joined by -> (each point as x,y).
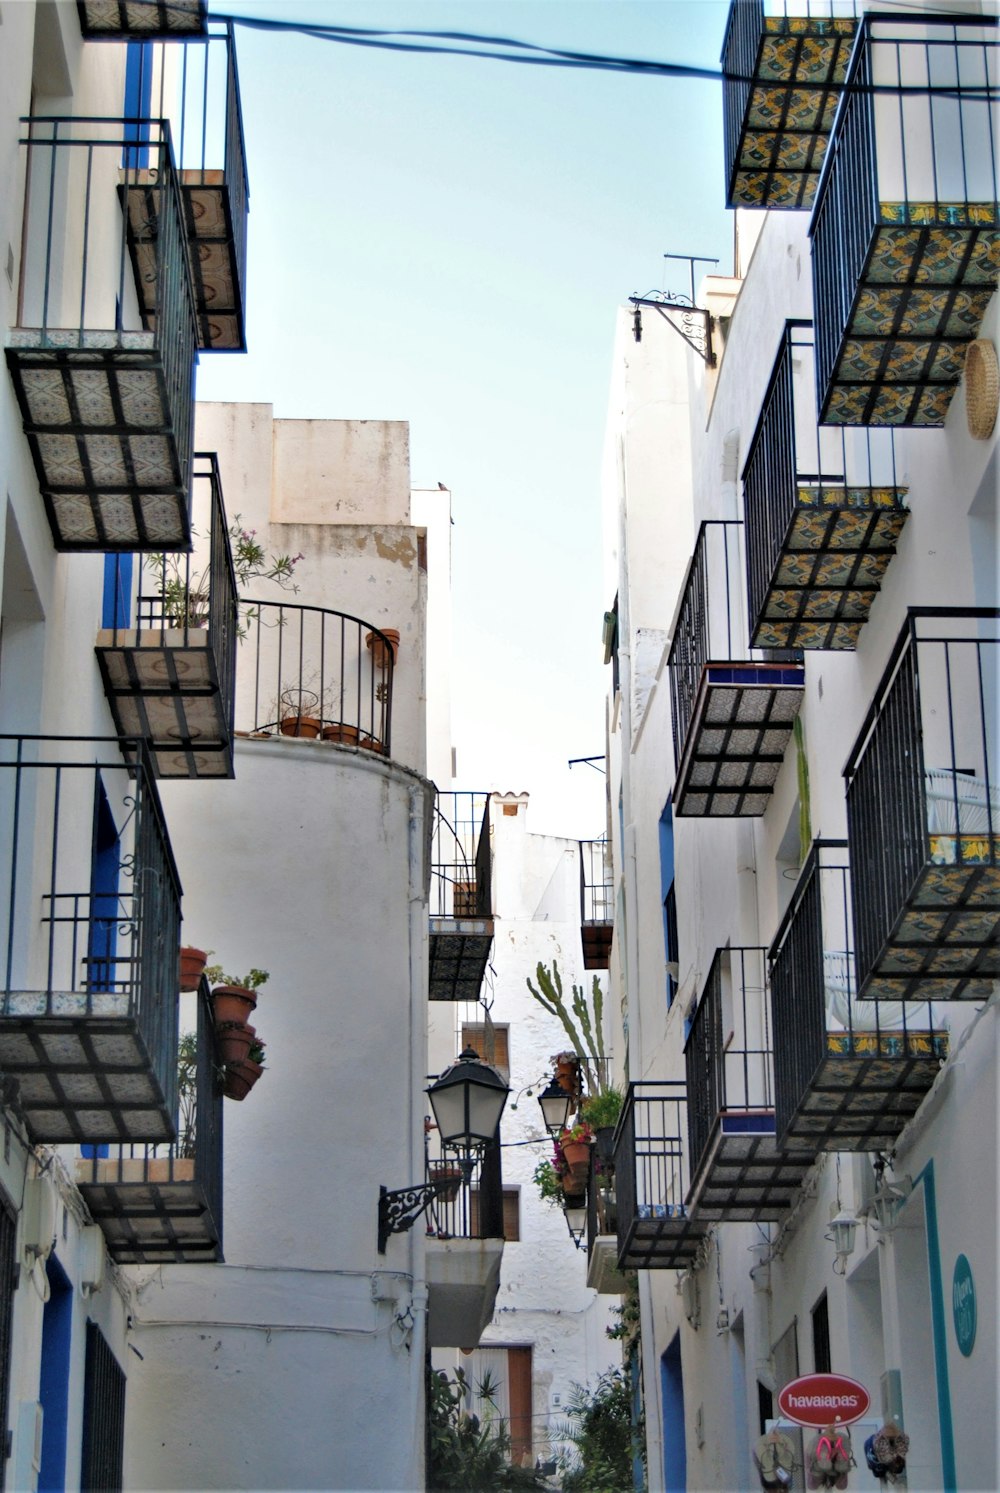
101,555 -> 132,630
912,1159 -> 956,1492
39,1255 -> 72,1493
661,1333 -> 686,1493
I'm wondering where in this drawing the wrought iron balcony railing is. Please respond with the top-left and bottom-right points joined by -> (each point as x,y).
75,975 -> 224,1262
78,1 -> 207,39
811,13 -> 1000,426
743,322 -> 908,651
845,609 -> 999,1003
429,792 -> 494,1001
238,600 -> 396,754
614,1082 -> 706,1270
668,520 -> 804,816
685,947 -> 815,1221
722,0 -> 858,210
424,1132 -> 504,1243
124,25 -> 249,351
770,841 -> 948,1153
97,452 -> 239,779
579,838 -> 614,970
0,735 -> 181,1143
6,117 -> 197,550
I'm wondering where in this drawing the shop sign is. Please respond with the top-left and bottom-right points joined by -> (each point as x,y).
777,1373 -> 871,1428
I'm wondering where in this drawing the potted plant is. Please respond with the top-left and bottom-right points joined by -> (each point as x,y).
179,945 -> 209,992
579,1086 -> 624,1165
533,1157 -> 565,1208
558,1120 -> 594,1178
215,1021 -> 255,1067
278,687 -> 322,738
145,515 -> 304,642
206,965 -> 269,1026
365,627 -> 400,669
429,1159 -> 463,1204
225,1039 -> 265,1101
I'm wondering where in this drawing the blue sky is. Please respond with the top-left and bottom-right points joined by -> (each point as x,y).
198,1 -> 733,836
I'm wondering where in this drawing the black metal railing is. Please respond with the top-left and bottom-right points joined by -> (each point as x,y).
430,792 -> 492,920
579,838 -> 613,926
239,601 -> 395,753
0,735 -> 181,1108
811,14 -> 1000,421
104,450 -> 238,688
614,1082 -> 690,1242
586,1146 -> 617,1256
844,609 -> 999,990
721,0 -> 764,202
135,22 -> 249,345
76,976 -> 224,1227
11,116 -> 197,509
743,321 -> 903,636
685,948 -> 773,1182
425,1130 -> 503,1241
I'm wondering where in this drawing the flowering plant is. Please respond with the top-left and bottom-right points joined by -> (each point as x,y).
559,1119 -> 594,1147
145,515 -> 305,640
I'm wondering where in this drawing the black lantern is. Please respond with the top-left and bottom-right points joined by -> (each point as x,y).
427,1046 -> 510,1155
537,1075 -> 573,1139
564,1194 -> 586,1249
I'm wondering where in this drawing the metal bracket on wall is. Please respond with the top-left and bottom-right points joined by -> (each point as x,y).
377,1181 -> 450,1254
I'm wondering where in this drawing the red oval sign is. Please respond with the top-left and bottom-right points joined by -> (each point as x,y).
777,1373 -> 870,1428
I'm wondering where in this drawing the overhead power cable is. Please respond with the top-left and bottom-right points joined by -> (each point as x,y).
211,10 -> 999,100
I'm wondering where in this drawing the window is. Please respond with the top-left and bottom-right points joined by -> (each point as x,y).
462,1024 -> 509,1080
470,1187 -> 520,1242
812,1293 -> 831,1374
463,1347 -> 532,1466
658,802 -> 678,1005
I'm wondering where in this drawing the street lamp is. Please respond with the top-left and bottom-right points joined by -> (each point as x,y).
564,1194 -> 586,1249
537,1075 -> 573,1139
827,1210 -> 860,1274
377,1048 -> 510,1254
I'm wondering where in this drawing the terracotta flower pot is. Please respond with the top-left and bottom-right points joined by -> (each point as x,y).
321,723 -> 361,746
561,1139 -> 592,1176
280,715 -> 322,739
430,1165 -> 463,1204
224,1058 -> 264,1101
179,946 -> 208,993
561,1172 -> 586,1199
366,628 -> 400,668
215,1022 -> 254,1065
212,985 -> 257,1026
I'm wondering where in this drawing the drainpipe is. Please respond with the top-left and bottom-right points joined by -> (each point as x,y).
407,779 -> 432,1488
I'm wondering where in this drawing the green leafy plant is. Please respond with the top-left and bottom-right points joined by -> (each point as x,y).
556,1368 -> 642,1492
205,965 -> 269,992
426,1367 -> 546,1491
247,1041 -> 266,1067
579,1087 -> 623,1131
559,1119 -> 594,1147
527,961 -> 607,1099
533,1157 -> 565,1207
145,515 -> 304,640
606,1274 -> 640,1343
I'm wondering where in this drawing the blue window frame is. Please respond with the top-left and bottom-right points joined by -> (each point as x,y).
87,778 -> 121,995
659,801 -> 678,1006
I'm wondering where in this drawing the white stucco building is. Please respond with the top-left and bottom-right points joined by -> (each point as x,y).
600,6 -> 998,1492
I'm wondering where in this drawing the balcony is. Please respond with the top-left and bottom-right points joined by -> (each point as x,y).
586,1149 -> 628,1294
812,14 -> 1000,426
96,453 -> 238,779
771,842 -> 949,1153
722,0 -> 858,210
424,1136 -> 504,1348
845,609 -> 999,1002
579,838 -> 614,970
0,736 -> 181,1144
744,323 -> 908,651
237,600 -> 396,754
75,977 -> 223,1263
77,1 -> 207,39
685,948 -> 815,1221
6,118 -> 196,551
614,1083 -> 706,1270
668,521 -> 804,817
429,792 -> 494,1002
123,26 -> 248,351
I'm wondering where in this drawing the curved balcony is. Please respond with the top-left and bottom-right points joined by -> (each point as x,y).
237,601 -> 396,756
429,792 -> 494,1002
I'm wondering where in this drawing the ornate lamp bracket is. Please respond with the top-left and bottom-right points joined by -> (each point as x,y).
377,1181 -> 449,1255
